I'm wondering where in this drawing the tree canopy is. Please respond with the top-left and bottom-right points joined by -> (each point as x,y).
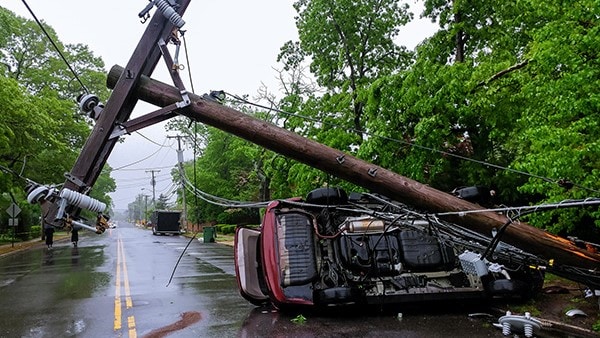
0,7 -> 115,231
171,0 -> 600,239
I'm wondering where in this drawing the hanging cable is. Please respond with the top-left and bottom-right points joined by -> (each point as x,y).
20,0 -> 89,94
117,165 -> 177,172
192,122 -> 199,225
180,173 -> 270,208
136,132 -> 174,147
434,198 -> 600,217
112,137 -> 171,171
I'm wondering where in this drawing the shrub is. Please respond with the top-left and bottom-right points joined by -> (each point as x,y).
221,225 -> 236,235
213,224 -> 226,233
29,226 -> 41,240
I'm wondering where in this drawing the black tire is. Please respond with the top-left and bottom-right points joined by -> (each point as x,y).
306,187 -> 348,205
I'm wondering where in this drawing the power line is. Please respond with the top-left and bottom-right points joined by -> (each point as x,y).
21,0 -> 89,94
112,137 -> 171,171
225,92 -> 600,195
116,165 -> 177,172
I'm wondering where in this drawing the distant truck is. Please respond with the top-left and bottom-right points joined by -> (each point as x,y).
150,210 -> 181,235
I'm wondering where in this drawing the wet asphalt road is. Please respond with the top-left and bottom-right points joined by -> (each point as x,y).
0,221 -> 505,337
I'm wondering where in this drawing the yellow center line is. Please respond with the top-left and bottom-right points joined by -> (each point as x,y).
120,238 -> 134,309
128,316 -> 137,338
114,237 -> 122,330
114,235 -> 137,336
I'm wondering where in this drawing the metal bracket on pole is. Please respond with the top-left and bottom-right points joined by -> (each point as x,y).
110,33 -> 192,142
64,173 -> 88,192
158,36 -> 190,107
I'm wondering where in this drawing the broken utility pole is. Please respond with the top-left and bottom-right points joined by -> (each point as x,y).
107,65 -> 600,271
39,0 -> 191,228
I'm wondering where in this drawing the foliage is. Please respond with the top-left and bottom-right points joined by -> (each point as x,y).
265,0 -> 415,199
357,0 -> 600,237
166,0 -> 599,239
155,193 -> 172,210
291,314 -> 307,324
214,224 -> 236,235
177,125 -> 262,224
0,7 -> 115,229
508,0 -> 600,235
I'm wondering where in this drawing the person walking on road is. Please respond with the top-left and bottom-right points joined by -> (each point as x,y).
44,224 -> 54,249
71,226 -> 79,247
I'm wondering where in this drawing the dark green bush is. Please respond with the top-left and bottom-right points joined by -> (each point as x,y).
221,225 -> 236,235
213,224 -> 226,233
29,226 -> 41,240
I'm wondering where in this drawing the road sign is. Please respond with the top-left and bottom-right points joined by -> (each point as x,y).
6,203 -> 21,218
8,218 -> 18,227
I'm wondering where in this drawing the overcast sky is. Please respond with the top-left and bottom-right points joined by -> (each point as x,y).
3,0 -> 437,212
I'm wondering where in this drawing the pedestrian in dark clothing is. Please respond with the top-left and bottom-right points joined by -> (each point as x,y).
71,227 -> 79,247
44,226 -> 54,248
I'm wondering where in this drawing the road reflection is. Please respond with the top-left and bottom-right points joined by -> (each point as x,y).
238,304 -> 499,337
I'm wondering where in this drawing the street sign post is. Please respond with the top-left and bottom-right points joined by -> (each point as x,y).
6,203 -> 21,248
6,203 -> 21,218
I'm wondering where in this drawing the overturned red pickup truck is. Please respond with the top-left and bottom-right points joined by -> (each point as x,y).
234,187 -> 546,309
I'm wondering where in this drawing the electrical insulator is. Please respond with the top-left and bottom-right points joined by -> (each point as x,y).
153,0 -> 185,28
60,189 -> 106,213
77,93 -> 104,120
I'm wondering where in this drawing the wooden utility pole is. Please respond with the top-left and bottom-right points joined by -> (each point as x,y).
145,169 -> 160,205
41,0 -> 191,228
168,135 -> 187,231
106,65 -> 600,271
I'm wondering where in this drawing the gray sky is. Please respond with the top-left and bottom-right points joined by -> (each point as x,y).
3,0 -> 437,211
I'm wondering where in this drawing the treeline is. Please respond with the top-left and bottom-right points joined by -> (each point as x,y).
172,0 -> 600,239
1,2 -> 599,240
0,7 -> 114,236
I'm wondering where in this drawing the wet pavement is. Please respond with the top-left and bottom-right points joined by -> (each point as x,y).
0,221 -> 512,337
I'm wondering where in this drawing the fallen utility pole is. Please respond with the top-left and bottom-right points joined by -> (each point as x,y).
108,65 -> 600,271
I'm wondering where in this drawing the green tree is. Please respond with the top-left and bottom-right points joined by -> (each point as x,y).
155,193 -> 171,210
269,0 -> 415,198
284,0 -> 413,139
507,0 -> 600,235
0,7 -> 115,232
362,0 -> 600,237
183,127 -> 261,224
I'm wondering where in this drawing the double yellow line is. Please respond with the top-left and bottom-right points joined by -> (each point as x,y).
115,235 -> 137,337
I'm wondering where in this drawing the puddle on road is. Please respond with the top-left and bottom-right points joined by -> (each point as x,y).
57,271 -> 111,299
142,311 -> 202,338
65,319 -> 86,335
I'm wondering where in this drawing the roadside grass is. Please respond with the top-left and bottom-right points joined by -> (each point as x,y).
182,229 -> 234,244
